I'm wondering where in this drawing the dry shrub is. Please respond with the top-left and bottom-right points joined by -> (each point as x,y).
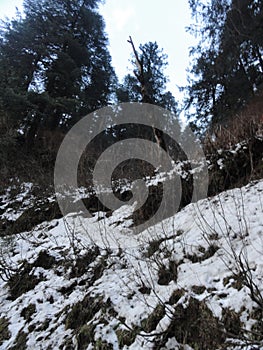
204,90 -> 263,154
203,90 -> 263,194
155,296 -> 225,349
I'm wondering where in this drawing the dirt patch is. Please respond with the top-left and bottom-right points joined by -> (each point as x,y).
155,296 -> 225,349
222,307 -> 242,336
20,303 -> 36,322
9,330 -> 27,350
158,260 -> 178,285
192,285 -> 206,295
185,244 -> 219,263
8,261 -> 44,300
33,250 -> 57,269
0,317 -> 11,346
168,289 -> 184,305
69,246 -> 100,278
2,200 -> 62,236
145,231 -> 182,258
65,295 -> 104,330
116,327 -> 139,348
141,304 -> 166,333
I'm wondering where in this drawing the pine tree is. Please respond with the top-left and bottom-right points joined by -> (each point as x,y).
0,0 -> 116,146
186,0 -> 263,129
117,39 -> 178,114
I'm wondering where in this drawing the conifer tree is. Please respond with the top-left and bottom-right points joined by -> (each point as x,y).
117,40 -> 178,114
186,0 -> 263,129
0,0 -> 116,145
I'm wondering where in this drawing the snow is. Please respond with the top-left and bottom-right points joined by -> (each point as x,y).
0,179 -> 262,349
0,182 -> 34,221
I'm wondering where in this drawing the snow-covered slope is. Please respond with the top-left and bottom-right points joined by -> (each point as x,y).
0,180 -> 262,349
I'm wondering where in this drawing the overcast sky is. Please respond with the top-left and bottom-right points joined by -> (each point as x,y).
99,1 -> 197,98
0,0 -> 197,104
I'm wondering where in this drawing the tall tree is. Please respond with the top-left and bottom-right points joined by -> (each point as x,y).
117,38 -> 178,114
114,37 -> 179,154
185,0 -> 263,129
0,0 -> 116,146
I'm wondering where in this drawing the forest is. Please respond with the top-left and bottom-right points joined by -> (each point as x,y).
0,0 -> 262,188
0,1 -> 262,349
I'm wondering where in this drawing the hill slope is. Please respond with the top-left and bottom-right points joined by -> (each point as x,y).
0,179 -> 262,349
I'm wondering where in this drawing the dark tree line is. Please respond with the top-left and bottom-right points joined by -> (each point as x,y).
0,0 -> 178,157
5,0 -> 261,154
185,0 -> 263,130
0,0 -> 116,147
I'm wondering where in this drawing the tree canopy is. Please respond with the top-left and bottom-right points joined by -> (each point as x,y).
186,0 -> 263,130
117,40 -> 178,114
0,0 -> 116,145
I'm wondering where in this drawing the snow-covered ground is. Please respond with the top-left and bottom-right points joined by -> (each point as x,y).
0,179 -> 262,349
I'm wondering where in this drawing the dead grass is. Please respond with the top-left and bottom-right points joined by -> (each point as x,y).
203,90 -> 263,195
204,90 -> 263,154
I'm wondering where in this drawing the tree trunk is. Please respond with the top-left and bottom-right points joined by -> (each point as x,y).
127,36 -> 167,151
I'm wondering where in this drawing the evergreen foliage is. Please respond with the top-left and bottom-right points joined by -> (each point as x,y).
0,0 -> 116,146
186,0 -> 263,129
117,41 -> 178,113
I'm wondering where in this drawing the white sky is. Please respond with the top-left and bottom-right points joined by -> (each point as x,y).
99,0 -> 197,100
0,0 -> 197,103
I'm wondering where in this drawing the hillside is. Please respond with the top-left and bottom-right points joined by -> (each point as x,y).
0,177 -> 262,349
0,1 -> 263,348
